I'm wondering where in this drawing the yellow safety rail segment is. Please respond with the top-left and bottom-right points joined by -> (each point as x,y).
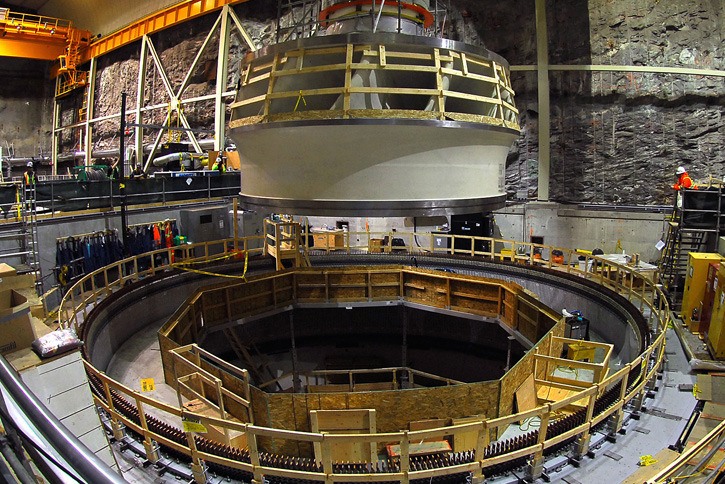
83,0 -> 253,62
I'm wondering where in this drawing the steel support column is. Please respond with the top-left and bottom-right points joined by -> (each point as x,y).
535,0 -> 550,201
135,38 -> 149,173
51,100 -> 60,175
214,6 -> 231,152
84,57 -> 97,168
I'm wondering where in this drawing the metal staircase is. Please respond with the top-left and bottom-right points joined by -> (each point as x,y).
659,186 -> 724,310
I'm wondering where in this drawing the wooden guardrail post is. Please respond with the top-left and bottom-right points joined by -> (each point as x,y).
136,400 -> 160,463
526,405 -> 550,481
400,430 -> 410,484
183,422 -> 207,484
101,377 -> 126,441
573,386 -> 598,460
472,421 -> 489,483
607,366 -> 630,441
246,428 -> 263,484
321,435 -> 333,483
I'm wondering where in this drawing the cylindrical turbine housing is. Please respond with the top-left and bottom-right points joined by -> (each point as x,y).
229,4 -> 520,216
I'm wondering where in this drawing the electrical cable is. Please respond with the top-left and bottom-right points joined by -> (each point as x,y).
171,250 -> 249,281
0,405 -> 84,484
518,417 -> 540,431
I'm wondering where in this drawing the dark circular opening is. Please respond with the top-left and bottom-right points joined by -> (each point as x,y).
202,304 -> 527,392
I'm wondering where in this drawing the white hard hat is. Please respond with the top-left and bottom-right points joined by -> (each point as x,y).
676,166 -> 686,175
26,161 -> 33,167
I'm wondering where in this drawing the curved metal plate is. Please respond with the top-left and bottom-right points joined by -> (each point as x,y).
238,193 -> 508,217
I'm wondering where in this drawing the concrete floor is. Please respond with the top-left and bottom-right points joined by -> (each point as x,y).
105,322 -> 697,484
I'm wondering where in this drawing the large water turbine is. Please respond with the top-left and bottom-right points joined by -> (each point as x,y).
229,1 -> 520,216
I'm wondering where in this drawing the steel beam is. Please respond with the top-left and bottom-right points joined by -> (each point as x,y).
512,64 -> 724,77
135,36 -> 148,172
0,37 -> 66,60
84,0 -> 253,62
84,57 -> 96,167
51,99 -> 60,174
214,6 -> 231,152
534,0 -> 550,202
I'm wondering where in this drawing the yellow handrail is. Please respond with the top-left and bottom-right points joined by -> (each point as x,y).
61,231 -> 670,483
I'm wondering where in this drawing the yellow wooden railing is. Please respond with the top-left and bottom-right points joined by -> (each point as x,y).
59,231 -> 669,483
230,41 -> 520,131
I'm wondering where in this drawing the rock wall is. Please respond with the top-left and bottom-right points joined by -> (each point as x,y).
0,58 -> 54,163
62,0 -> 723,206
456,0 -> 723,205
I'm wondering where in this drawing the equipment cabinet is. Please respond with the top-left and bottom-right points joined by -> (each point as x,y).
681,253 -> 723,332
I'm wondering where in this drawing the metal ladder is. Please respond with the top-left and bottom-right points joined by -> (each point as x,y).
20,183 -> 43,294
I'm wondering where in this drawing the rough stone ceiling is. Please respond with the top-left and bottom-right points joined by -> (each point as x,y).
2,0 -> 52,10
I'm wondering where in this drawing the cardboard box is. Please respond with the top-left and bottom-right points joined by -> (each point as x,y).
0,273 -> 35,292
0,289 -> 36,355
0,263 -> 17,278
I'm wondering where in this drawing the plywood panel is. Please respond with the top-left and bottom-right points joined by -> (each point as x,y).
499,351 -> 535,418
410,418 -> 449,442
451,416 -> 484,452
311,409 -> 376,464
514,374 -> 537,413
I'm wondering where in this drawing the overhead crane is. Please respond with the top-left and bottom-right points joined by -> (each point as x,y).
82,0 -> 254,62
0,7 -> 91,97
0,0 -> 254,99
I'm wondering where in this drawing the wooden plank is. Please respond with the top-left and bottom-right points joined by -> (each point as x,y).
438,68 -> 496,83
514,373 -> 537,413
272,63 -> 348,77
387,441 -> 451,457
310,409 -> 376,464
313,409 -> 373,431
409,418 -> 449,443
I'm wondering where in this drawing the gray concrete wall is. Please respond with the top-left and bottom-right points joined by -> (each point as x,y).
0,202 -> 665,301
0,58 -> 53,174
493,202 -> 668,263
0,202 -> 261,298
308,204 -> 667,263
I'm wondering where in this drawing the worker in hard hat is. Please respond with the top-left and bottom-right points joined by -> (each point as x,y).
211,155 -> 226,173
672,166 -> 696,191
23,161 -> 35,186
672,166 -> 698,211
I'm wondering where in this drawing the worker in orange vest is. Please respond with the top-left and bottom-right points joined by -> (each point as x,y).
672,166 -> 696,191
672,166 -> 698,210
